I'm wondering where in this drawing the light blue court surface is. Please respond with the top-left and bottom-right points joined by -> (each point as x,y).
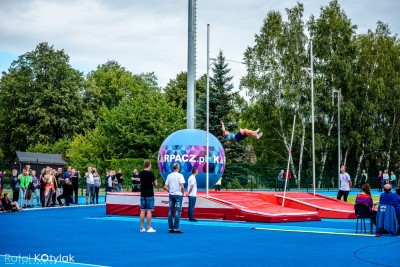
1,192 -> 399,267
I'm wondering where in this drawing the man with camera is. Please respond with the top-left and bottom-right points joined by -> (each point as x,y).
57,178 -> 73,206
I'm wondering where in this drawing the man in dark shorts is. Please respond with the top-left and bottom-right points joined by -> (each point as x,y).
139,160 -> 158,233
220,121 -> 262,142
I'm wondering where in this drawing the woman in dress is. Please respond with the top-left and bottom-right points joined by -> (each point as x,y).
43,169 -> 55,207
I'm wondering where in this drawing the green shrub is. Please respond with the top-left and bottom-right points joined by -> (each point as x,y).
227,178 -> 243,189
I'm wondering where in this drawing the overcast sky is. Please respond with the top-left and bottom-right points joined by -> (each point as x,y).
0,0 -> 399,90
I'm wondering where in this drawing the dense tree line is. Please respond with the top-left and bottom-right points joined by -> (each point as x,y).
241,0 -> 400,187
0,1 -> 399,188
0,43 -> 89,154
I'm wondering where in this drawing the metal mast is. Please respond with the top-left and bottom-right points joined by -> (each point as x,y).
187,0 -> 197,129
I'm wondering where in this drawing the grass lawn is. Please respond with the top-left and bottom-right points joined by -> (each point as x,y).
337,195 -> 379,204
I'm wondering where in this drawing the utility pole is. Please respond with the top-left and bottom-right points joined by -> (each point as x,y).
187,0 -> 197,129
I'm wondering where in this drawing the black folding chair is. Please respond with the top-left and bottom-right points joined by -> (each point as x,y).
354,203 -> 374,234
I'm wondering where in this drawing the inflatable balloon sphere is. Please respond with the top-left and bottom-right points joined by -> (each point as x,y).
158,129 -> 225,188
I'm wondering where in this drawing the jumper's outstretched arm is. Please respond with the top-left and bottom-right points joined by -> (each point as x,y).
220,121 -> 226,135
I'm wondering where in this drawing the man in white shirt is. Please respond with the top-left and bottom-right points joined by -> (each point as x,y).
187,168 -> 198,222
85,166 -> 95,205
164,163 -> 185,233
337,165 -> 352,202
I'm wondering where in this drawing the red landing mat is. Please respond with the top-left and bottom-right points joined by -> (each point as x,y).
107,191 -> 358,223
197,192 -> 320,222
274,192 -> 357,219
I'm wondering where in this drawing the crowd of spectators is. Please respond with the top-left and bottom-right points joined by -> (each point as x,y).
0,164 -> 142,212
355,182 -> 400,235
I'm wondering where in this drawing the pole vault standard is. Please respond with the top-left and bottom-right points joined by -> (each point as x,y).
302,38 -> 316,196
206,24 -> 210,198
332,89 -> 341,189
310,39 -> 316,196
282,111 -> 296,207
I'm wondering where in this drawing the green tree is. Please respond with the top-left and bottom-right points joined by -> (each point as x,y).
163,71 -> 206,112
163,71 -> 189,111
27,137 -> 71,157
280,3 -> 308,186
197,50 -> 238,135
242,9 -> 285,167
66,132 -> 102,163
0,42 -> 87,156
226,178 -> 243,189
240,1 -> 400,188
67,92 -> 185,161
242,4 -> 308,184
196,51 -> 249,164
307,0 -> 357,185
83,60 -> 159,119
350,22 -> 400,182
